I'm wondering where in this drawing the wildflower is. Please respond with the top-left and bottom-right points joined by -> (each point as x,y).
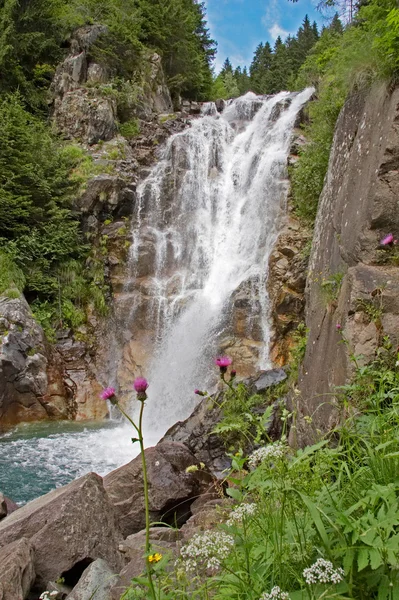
185,464 -> 199,473
194,389 -> 206,396
260,586 -> 290,600
100,387 -> 116,403
230,369 -> 237,379
248,441 -> 287,469
381,233 -> 394,246
180,530 -> 234,573
226,503 -> 257,525
148,553 -> 162,563
133,377 -> 148,401
336,323 -> 341,330
215,356 -> 232,374
303,558 -> 344,585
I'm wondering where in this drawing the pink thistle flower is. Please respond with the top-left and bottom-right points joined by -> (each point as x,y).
215,356 -> 232,375
336,323 -> 342,330
215,356 -> 232,368
100,387 -> 116,401
381,234 -> 394,246
230,369 -> 237,377
133,377 -> 149,393
195,389 -> 206,396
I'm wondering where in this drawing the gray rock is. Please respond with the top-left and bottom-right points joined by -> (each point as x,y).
295,82 -> 399,445
67,559 -> 118,600
103,441 -> 212,537
0,538 -> 35,600
0,473 -> 122,587
0,295 -> 71,430
53,89 -> 117,144
252,368 -> 287,393
161,398 -> 228,477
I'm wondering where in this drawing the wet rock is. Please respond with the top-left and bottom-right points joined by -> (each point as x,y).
215,99 -> 226,113
103,441 -> 212,537
0,473 -> 122,587
0,538 -> 35,600
67,559 -> 118,600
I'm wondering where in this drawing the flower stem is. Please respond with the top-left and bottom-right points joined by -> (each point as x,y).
116,401 -> 157,600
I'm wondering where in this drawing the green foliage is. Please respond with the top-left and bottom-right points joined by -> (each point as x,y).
119,118 -> 140,139
0,252 -> 25,295
212,380 -> 288,452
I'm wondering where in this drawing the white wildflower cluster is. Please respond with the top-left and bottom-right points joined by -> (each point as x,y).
180,530 -> 234,573
226,503 -> 257,526
39,592 -> 58,600
259,585 -> 290,599
303,558 -> 344,585
248,441 -> 287,469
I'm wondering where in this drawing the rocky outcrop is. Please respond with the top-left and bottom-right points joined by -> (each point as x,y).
268,217 -> 312,365
162,368 -> 287,475
103,441 -> 212,537
294,83 -> 399,444
0,472 -> 122,587
52,28 -> 172,144
0,538 -> 35,600
0,295 -> 73,430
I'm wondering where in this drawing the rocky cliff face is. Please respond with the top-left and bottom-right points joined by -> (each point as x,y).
0,295 -> 74,430
293,83 -> 399,444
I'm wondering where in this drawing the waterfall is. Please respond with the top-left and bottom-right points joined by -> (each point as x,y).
123,89 -> 314,443
0,89 -> 314,505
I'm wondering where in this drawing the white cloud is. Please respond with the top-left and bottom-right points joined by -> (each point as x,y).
268,23 -> 289,40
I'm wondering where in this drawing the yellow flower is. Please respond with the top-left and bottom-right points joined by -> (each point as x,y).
185,464 -> 199,473
148,553 -> 162,563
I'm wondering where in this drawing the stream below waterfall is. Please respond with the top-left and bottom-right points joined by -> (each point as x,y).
0,89 -> 313,505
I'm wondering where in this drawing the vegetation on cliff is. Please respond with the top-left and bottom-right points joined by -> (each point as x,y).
291,0 -> 399,222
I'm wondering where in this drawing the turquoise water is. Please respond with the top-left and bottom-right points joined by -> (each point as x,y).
0,420 -> 138,505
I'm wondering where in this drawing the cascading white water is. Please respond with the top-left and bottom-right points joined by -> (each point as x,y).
0,89 -> 313,504
127,89 -> 314,443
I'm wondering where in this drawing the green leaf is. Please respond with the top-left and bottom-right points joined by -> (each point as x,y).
357,547 -> 369,571
226,487 -> 242,501
369,548 -> 383,570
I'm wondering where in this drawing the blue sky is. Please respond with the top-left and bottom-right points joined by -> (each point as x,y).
204,0 -> 326,72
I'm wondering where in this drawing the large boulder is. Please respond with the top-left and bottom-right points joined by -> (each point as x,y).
103,441 -> 212,537
0,295 -> 72,430
67,559 -> 118,600
0,538 -> 36,600
0,473 -> 122,587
